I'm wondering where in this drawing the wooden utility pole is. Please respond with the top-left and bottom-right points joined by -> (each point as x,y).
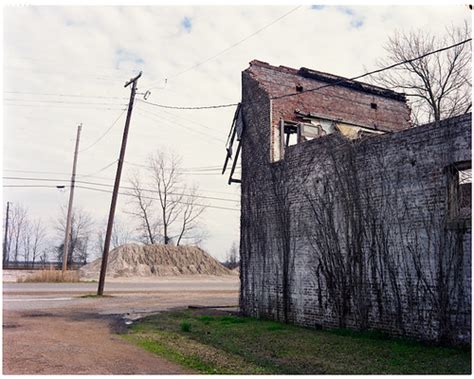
97,71 -> 142,295
3,201 -> 10,265
62,123 -> 82,273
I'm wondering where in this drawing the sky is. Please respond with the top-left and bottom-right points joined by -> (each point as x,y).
2,3 -> 471,262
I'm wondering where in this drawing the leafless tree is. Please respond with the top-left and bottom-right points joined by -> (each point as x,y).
371,22 -> 471,125
96,217 -> 134,258
224,241 -> 239,269
149,151 -> 185,245
175,185 -> 206,246
126,150 -> 207,246
9,203 -> 28,263
126,171 -> 161,244
22,218 -> 47,267
55,206 -> 94,265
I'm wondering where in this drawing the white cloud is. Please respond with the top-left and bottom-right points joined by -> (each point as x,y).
3,4 -> 470,260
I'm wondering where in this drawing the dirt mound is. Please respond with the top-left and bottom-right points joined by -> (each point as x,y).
80,244 -> 235,279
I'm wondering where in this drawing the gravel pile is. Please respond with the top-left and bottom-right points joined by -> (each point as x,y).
80,243 -> 235,279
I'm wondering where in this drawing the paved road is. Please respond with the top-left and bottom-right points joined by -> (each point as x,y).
4,279 -> 239,294
3,278 -> 239,374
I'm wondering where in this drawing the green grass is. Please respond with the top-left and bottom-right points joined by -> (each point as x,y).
180,321 -> 192,332
123,309 -> 471,375
78,293 -> 113,298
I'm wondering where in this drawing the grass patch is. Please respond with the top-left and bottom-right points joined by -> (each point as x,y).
123,309 -> 471,375
78,293 -> 113,298
17,270 -> 80,283
180,321 -> 192,332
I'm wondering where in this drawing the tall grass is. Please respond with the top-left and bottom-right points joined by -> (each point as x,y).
16,270 -> 81,283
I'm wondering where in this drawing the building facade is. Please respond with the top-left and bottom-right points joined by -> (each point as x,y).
234,60 -> 471,344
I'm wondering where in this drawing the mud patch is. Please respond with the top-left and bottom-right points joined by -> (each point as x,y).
3,324 -> 19,329
24,312 -> 57,318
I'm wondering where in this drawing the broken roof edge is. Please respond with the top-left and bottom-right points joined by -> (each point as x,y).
247,59 -> 407,102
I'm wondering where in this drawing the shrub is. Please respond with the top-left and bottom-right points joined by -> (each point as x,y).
17,270 -> 81,283
180,321 -> 192,332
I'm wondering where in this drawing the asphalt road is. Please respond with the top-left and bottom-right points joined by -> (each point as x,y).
4,279 -> 239,293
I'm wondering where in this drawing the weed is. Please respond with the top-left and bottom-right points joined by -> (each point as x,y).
17,270 -> 80,283
180,321 -> 192,332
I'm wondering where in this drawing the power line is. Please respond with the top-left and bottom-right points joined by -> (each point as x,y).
3,176 -> 240,203
124,160 -> 240,176
4,90 -> 128,100
149,5 -> 302,87
2,183 -> 239,211
138,98 -> 239,110
3,184 -> 65,189
135,107 -> 225,144
4,98 -> 126,106
4,169 -> 239,196
4,103 -> 125,111
75,185 -> 239,212
79,109 -> 127,153
139,38 -> 472,111
3,168 -> 71,176
78,160 -> 118,178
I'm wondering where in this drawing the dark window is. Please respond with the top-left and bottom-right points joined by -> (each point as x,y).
448,161 -> 471,224
370,102 -> 378,109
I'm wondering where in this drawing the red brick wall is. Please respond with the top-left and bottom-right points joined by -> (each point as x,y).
245,61 -> 412,134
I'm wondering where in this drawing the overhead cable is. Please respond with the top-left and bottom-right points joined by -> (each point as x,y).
147,5 -> 302,88
79,109 -> 127,153
139,38 -> 472,111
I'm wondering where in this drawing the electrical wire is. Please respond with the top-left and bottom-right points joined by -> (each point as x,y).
148,5 -> 302,88
4,90 -> 128,100
3,168 -> 71,176
124,160 -> 240,175
139,38 -> 472,111
135,108 -> 225,144
3,98 -> 126,106
3,176 -> 240,203
75,185 -> 239,211
79,109 -> 127,153
2,183 -> 239,211
3,184 -> 65,189
78,160 -> 118,178
3,168 -> 240,196
4,103 -> 125,111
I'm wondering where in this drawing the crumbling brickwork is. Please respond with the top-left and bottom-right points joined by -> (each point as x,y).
239,61 -> 471,344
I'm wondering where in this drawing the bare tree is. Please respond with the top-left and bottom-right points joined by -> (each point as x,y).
149,151 -> 185,245
22,218 -> 47,267
9,203 -> 28,263
96,217 -> 134,258
55,206 -> 94,265
127,150 -> 207,246
126,171 -> 161,244
371,22 -> 471,125
224,241 -> 239,269
175,185 -> 206,246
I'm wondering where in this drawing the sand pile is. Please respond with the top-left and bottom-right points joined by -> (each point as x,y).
80,243 -> 235,279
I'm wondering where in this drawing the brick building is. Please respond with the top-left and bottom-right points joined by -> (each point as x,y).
225,60 -> 471,343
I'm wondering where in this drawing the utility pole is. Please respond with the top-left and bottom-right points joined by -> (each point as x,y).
62,123 -> 82,273
97,71 -> 142,295
3,201 -> 10,265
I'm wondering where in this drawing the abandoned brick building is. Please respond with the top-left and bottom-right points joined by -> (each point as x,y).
224,60 -> 471,343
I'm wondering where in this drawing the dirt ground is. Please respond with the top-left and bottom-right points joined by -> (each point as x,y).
3,278 -> 239,374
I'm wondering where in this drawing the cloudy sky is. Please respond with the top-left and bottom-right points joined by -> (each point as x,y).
2,3 -> 470,261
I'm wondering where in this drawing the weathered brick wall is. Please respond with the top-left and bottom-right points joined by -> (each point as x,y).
239,67 -> 471,343
245,60 -> 412,162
